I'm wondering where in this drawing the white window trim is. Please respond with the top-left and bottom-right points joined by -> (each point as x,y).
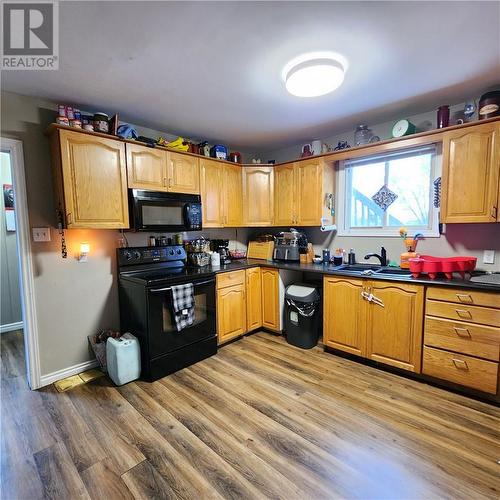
336,144 -> 442,238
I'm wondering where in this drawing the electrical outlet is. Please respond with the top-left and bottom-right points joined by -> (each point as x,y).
483,250 -> 495,264
32,227 -> 51,242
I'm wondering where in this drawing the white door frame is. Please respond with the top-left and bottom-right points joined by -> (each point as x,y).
1,137 -> 41,389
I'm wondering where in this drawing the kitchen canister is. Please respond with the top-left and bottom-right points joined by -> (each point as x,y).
93,112 -> 109,133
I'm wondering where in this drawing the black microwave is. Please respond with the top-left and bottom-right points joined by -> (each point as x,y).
129,190 -> 202,232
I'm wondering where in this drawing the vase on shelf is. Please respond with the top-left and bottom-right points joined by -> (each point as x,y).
400,238 -> 418,269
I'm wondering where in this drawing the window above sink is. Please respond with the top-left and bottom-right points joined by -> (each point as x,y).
336,144 -> 440,237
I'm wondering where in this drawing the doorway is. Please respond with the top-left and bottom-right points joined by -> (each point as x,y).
1,138 -> 40,389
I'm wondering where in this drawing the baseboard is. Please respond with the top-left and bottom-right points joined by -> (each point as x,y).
39,359 -> 99,388
0,321 -> 23,333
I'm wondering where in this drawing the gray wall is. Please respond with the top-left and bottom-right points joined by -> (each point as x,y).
0,152 -> 22,327
1,90 -> 498,378
0,91 -> 253,376
256,101 -> 500,272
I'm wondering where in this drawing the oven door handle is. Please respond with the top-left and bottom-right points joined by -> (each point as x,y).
149,278 -> 215,294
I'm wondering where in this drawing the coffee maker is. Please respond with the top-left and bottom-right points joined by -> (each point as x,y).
212,239 -> 231,264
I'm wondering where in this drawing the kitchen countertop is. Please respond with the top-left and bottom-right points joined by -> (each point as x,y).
206,259 -> 500,292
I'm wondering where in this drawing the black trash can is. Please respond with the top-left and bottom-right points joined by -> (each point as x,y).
284,283 -> 321,349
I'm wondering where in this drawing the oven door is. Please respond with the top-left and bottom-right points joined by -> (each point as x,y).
146,276 -> 216,358
130,190 -> 199,231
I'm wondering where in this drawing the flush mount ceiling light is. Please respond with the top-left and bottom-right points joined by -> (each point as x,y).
283,52 -> 347,98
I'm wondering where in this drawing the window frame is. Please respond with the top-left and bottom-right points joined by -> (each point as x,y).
336,143 -> 441,238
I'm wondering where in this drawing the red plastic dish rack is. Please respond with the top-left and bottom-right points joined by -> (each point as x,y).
408,255 -> 477,280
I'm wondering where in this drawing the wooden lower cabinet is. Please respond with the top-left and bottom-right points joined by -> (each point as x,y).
246,267 -> 262,331
323,277 -> 366,356
261,268 -> 280,332
365,282 -> 424,373
323,277 -> 424,373
217,283 -> 246,345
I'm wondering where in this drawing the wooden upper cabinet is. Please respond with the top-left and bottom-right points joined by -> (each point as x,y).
55,129 -> 129,228
323,277 -> 366,357
168,152 -> 200,194
126,143 -> 168,191
295,159 -> 323,226
261,267 -> 280,331
365,281 -> 424,373
243,166 -> 274,226
441,122 -> 499,223
274,163 -> 296,225
246,267 -> 262,332
200,158 -> 224,227
223,164 -> 243,227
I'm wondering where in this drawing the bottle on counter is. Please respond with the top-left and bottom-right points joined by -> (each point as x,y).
348,248 -> 356,265
148,235 -> 156,247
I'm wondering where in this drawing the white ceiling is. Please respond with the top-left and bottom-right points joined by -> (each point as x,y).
3,1 -> 499,151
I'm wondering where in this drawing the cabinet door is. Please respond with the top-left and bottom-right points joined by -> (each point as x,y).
223,164 -> 243,226
365,281 -> 424,373
261,268 -> 280,331
243,167 -> 274,226
167,152 -> 200,194
200,158 -> 224,227
295,159 -> 323,226
59,130 -> 129,228
126,143 -> 168,191
246,267 -> 262,331
217,284 -> 246,344
323,277 -> 366,356
441,122 -> 499,223
274,163 -> 296,226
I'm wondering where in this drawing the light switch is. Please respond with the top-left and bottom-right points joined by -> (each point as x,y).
32,227 -> 51,242
483,250 -> 495,264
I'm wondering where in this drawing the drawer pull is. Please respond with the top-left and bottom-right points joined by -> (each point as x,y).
452,358 -> 469,370
453,327 -> 471,338
456,293 -> 473,303
455,309 -> 472,319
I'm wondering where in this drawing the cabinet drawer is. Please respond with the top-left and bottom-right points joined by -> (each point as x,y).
423,346 -> 498,394
426,287 -> 500,309
426,300 -> 500,327
424,317 -> 500,362
216,270 -> 245,290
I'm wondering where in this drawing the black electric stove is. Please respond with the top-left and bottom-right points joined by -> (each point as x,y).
117,246 -> 217,381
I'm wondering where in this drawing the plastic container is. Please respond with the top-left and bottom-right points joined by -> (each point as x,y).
284,284 -> 321,349
106,333 -> 141,386
409,255 -> 477,280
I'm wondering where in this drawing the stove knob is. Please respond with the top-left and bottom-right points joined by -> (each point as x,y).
176,249 -> 182,255
123,251 -> 132,260
169,249 -> 174,256
134,251 -> 141,260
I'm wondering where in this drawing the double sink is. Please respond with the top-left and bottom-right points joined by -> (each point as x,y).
333,263 -> 412,278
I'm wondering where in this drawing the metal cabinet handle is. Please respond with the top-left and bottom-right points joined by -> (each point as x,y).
452,358 -> 469,370
455,293 -> 473,303
492,206 -> 498,219
168,178 -> 173,188
66,213 -> 72,224
455,309 -> 472,319
163,177 -> 167,187
453,327 -> 471,338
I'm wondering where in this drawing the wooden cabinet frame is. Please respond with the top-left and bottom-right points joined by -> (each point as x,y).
323,277 -> 424,373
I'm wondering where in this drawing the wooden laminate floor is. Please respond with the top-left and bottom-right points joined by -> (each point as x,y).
1,329 -> 499,499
